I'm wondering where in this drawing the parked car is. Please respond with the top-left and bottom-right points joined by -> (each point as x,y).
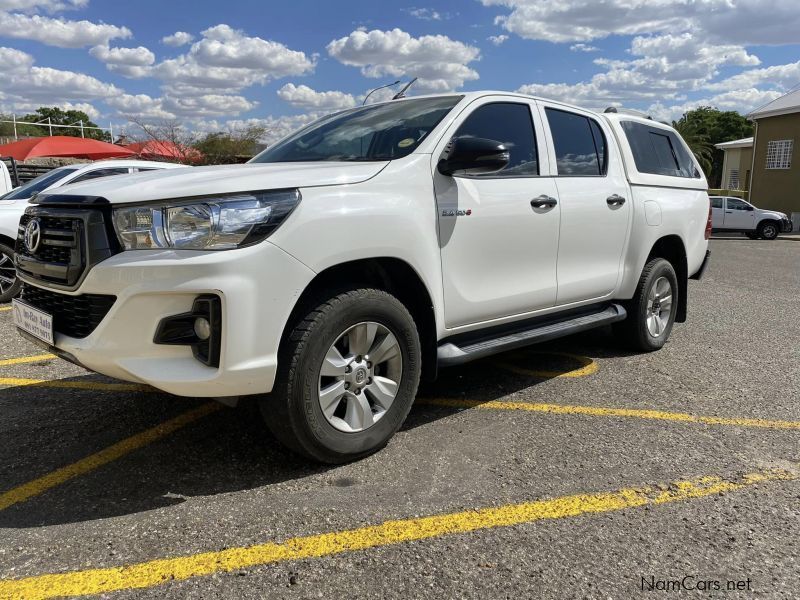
709,195 -> 793,240
14,93 -> 710,462
0,160 -> 187,302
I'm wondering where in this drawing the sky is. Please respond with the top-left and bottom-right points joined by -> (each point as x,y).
1,0 -> 799,143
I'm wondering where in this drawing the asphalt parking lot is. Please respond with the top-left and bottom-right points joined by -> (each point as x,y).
0,236 -> 798,599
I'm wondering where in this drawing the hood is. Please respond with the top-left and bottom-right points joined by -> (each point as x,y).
758,208 -> 788,219
36,161 -> 389,205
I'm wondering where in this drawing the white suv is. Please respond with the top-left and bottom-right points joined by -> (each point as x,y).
709,195 -> 792,240
15,93 -> 711,462
0,159 -> 186,302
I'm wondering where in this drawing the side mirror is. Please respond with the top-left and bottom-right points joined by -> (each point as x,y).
437,136 -> 510,176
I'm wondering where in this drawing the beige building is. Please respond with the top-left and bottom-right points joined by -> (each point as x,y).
748,90 -> 800,224
716,136 -> 753,192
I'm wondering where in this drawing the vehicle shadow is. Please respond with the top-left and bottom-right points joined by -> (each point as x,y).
0,327 -> 630,528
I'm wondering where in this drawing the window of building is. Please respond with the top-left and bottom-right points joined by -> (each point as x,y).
544,108 -> 607,176
765,139 -> 793,169
728,169 -> 740,189
454,102 -> 539,177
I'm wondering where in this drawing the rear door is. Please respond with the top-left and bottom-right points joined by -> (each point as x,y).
723,197 -> 755,230
539,103 -> 630,305
433,97 -> 561,328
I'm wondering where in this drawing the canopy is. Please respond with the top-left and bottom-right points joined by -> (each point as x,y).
126,140 -> 202,163
0,136 -> 134,161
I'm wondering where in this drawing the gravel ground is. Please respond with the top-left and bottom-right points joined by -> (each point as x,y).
0,237 -> 798,599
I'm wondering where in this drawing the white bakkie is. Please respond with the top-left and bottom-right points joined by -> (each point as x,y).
15,92 -> 711,463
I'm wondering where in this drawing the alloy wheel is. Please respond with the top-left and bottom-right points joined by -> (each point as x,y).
645,276 -> 674,338
0,250 -> 17,297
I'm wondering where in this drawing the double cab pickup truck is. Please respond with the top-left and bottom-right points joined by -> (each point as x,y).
14,92 -> 711,463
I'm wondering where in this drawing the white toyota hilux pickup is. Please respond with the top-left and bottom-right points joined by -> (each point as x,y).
14,92 -> 711,462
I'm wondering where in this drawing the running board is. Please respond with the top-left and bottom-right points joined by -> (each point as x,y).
437,304 -> 627,367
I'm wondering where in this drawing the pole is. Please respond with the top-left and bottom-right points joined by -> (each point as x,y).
109,122 -> 114,142
12,114 -> 17,140
48,117 -> 52,136
80,120 -> 84,138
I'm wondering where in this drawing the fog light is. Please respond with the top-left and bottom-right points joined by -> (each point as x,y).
194,317 -> 211,341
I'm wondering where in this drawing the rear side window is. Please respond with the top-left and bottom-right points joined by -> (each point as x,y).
620,121 -> 700,178
454,102 -> 538,176
544,108 -> 607,176
710,197 -> 723,209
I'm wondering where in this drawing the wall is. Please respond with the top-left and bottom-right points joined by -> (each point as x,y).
751,113 -> 800,215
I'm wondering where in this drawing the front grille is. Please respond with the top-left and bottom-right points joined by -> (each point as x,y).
19,283 -> 116,339
15,205 -> 118,290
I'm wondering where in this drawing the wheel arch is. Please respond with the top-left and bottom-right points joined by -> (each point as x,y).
281,257 -> 439,382
0,233 -> 16,248
647,235 -> 688,323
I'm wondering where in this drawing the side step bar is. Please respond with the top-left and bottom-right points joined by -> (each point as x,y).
437,304 -> 627,367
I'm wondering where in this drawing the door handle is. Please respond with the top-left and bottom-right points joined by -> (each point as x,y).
725,210 -> 733,213
606,194 -> 626,206
531,195 -> 558,209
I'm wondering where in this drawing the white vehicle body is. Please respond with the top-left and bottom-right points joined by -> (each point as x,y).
17,92 -> 710,461
0,161 -> 11,196
709,195 -> 792,239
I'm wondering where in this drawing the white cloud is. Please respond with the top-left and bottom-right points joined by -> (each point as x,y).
162,94 -> 257,118
408,8 -> 442,21
152,24 -> 315,94
90,44 -> 155,77
105,93 -> 175,120
570,43 -> 598,52
277,83 -> 357,111
192,113 -> 324,146
0,10 -> 131,47
161,31 -> 194,47
0,0 -> 87,12
482,0 -> 800,46
327,28 -> 480,92
706,60 -> 800,93
647,88 -> 786,122
488,34 -> 509,46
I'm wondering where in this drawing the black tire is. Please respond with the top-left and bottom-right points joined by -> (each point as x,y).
758,220 -> 779,240
260,288 -> 421,464
0,243 -> 21,304
614,258 -> 678,352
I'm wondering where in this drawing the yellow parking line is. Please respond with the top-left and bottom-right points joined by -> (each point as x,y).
419,398 -> 800,430
0,402 -> 222,513
0,377 -> 151,392
0,469 -> 791,599
493,352 -> 598,378
0,306 -> 11,312
0,354 -> 55,367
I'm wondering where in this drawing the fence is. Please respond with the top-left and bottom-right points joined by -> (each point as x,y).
0,116 -> 114,141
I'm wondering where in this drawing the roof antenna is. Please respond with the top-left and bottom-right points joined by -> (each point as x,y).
392,77 -> 418,100
362,80 -> 401,105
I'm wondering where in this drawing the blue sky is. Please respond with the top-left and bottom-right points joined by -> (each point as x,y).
1,0 -> 799,141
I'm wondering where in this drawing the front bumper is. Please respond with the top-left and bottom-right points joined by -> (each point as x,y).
780,218 -> 794,233
18,242 -> 315,397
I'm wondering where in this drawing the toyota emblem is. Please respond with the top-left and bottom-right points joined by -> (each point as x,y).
24,218 -> 42,254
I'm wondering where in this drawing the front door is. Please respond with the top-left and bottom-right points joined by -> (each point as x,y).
433,99 -> 560,328
723,197 -> 755,229
539,104 -> 631,305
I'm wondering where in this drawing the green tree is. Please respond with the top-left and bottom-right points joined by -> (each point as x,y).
20,107 -> 110,141
193,125 -> 268,165
672,107 -> 753,186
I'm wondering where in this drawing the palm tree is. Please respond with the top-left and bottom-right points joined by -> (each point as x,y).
672,118 -> 714,177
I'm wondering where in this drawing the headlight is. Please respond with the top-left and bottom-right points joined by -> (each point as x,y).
112,189 -> 300,250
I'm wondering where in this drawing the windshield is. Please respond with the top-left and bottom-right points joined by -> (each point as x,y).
1,166 -> 80,200
251,96 -> 463,163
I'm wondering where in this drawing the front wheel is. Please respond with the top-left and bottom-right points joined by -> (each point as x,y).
261,288 -> 421,463
615,258 -> 678,352
758,221 -> 779,240
0,243 -> 21,303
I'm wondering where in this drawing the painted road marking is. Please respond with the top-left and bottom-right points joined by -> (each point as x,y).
0,354 -> 55,367
0,469 -> 792,599
420,398 -> 800,431
0,306 -> 10,313
0,377 -> 150,392
493,351 -> 598,378
0,402 -> 222,513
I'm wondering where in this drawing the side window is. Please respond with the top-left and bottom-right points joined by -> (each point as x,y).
726,198 -> 748,211
620,121 -> 700,178
453,102 -> 538,176
70,167 -> 130,183
544,108 -> 606,176
710,197 -> 723,209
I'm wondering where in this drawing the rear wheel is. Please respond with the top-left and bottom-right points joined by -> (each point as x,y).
0,243 -> 21,303
260,288 -> 421,463
615,258 -> 678,352
758,220 -> 779,240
